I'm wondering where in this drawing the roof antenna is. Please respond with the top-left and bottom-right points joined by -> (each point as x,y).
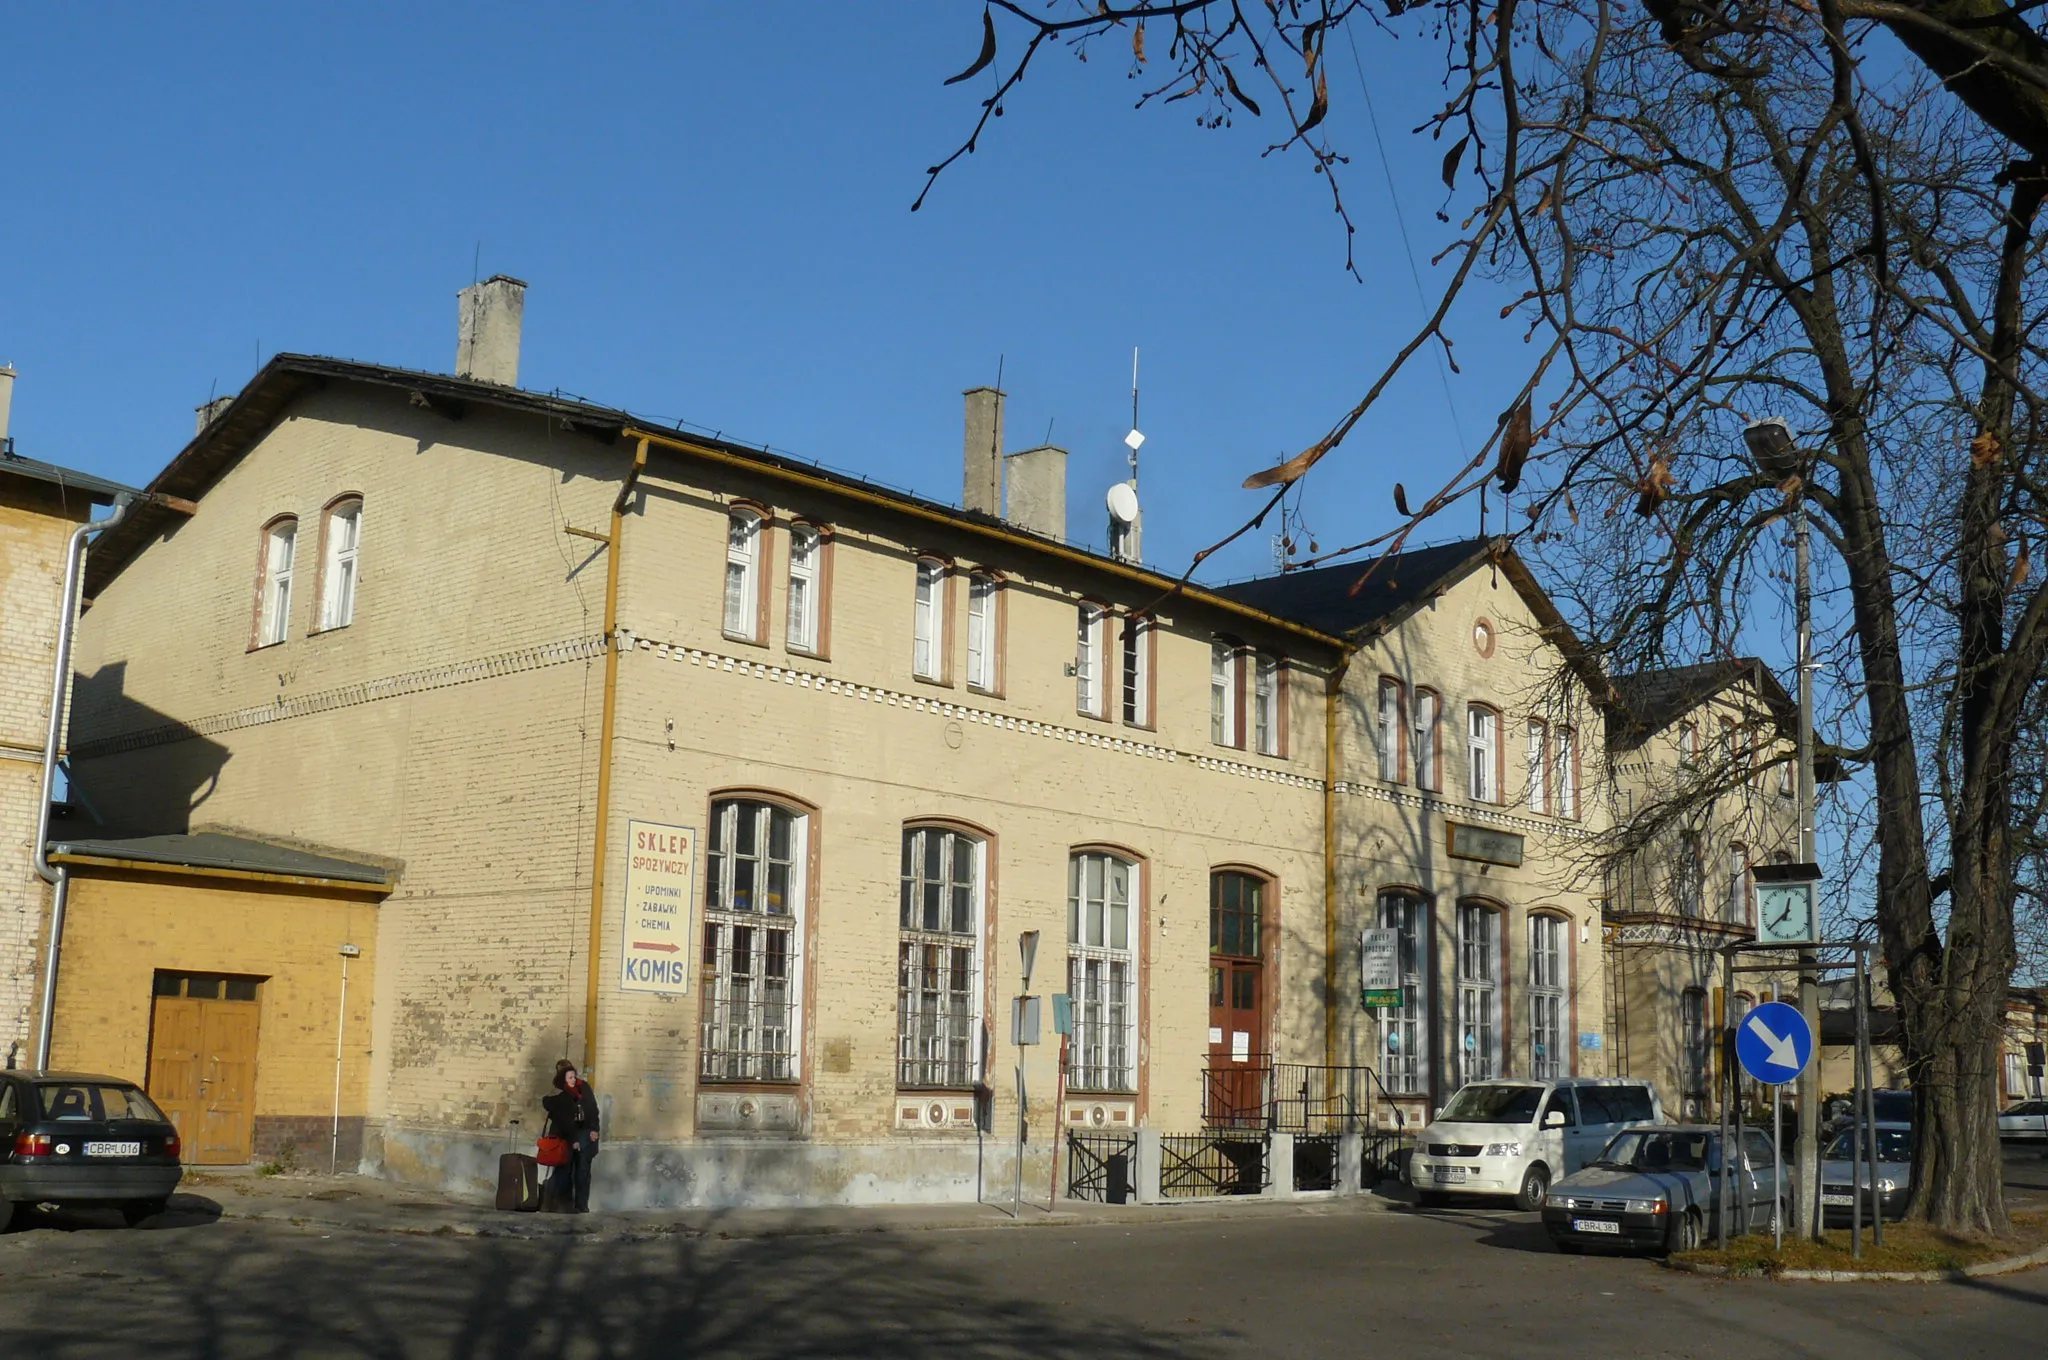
473,241 -> 482,286
1125,347 -> 1143,488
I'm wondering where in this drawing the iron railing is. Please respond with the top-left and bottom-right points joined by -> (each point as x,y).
1292,1133 -> 1340,1192
1161,1131 -> 1267,1197
1204,1055 -> 1413,1185
1065,1131 -> 1136,1204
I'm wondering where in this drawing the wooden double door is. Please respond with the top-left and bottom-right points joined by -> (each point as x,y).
1206,872 -> 1268,1127
147,975 -> 262,1165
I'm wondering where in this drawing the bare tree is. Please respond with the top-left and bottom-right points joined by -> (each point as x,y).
925,2 -> 2048,1233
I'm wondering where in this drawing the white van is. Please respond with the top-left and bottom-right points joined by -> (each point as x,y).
1408,1077 -> 1662,1211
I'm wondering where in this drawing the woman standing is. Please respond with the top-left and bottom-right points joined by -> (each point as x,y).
541,1059 -> 600,1213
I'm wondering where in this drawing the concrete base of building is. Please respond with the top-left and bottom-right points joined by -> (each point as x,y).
363,1120 -> 1063,1211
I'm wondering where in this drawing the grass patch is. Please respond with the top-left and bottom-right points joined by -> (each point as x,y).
1674,1210 -> 2048,1275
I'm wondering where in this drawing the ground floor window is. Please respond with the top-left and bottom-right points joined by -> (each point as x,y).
701,798 -> 806,1083
1069,850 -> 1138,1092
1456,902 -> 1500,1087
1377,890 -> 1430,1095
1528,914 -> 1566,1080
898,826 -> 984,1089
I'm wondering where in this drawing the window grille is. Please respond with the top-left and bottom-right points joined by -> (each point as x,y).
913,559 -> 944,679
1467,706 -> 1498,802
787,525 -> 820,652
898,827 -> 982,1088
1529,915 -> 1566,1080
1681,988 -> 1708,1100
1457,902 -> 1499,1085
258,520 -> 296,646
1378,891 -> 1429,1094
724,511 -> 761,641
1068,851 -> 1137,1092
966,573 -> 998,690
701,799 -> 803,1082
319,501 -> 361,630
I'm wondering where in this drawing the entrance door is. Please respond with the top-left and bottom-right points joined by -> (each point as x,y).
1206,872 -> 1267,1127
147,973 -> 262,1164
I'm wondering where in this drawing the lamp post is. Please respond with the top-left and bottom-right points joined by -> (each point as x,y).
1013,930 -> 1041,1217
1743,417 -> 1823,1240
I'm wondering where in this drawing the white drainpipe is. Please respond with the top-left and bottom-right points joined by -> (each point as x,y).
32,493 -> 136,1070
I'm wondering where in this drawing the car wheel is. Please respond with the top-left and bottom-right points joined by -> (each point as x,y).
121,1198 -> 168,1228
1668,1209 -> 1702,1254
1417,1190 -> 1452,1209
0,1193 -> 12,1234
1514,1164 -> 1551,1213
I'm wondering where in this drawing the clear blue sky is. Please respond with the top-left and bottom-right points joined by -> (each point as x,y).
0,2 -> 1529,584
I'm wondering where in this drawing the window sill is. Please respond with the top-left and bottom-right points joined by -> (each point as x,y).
912,673 -> 954,690
722,631 -> 770,650
697,1076 -> 801,1089
967,683 -> 1004,701
1065,1086 -> 1139,1097
788,644 -> 830,664
247,638 -> 287,653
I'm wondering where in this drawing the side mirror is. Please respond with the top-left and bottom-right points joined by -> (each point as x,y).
1433,1108 -> 1444,1121
1543,1110 -> 1566,1129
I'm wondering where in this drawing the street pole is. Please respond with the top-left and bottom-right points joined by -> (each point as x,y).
1794,491 -> 1822,1241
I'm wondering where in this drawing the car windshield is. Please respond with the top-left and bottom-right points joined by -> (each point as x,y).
1438,1084 -> 1544,1125
1872,1091 -> 1913,1122
34,1083 -> 166,1123
1826,1128 -> 1913,1162
1596,1130 -> 1716,1172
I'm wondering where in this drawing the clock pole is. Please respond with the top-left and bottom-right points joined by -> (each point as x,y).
1793,474 -> 1823,1240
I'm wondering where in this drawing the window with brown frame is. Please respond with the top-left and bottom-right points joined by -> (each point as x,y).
1412,687 -> 1442,791
1076,603 -> 1108,717
1376,678 -> 1405,782
316,497 -> 362,631
1529,913 -> 1568,1080
701,797 -> 807,1083
1120,615 -> 1152,727
965,572 -> 1001,693
723,508 -> 766,644
913,558 -> 950,683
786,523 -> 829,656
1251,653 -> 1284,757
1210,640 -> 1242,747
253,517 -> 297,648
1466,703 -> 1500,803
1553,725 -> 1579,819
898,825 -> 984,1089
1527,717 -> 1550,814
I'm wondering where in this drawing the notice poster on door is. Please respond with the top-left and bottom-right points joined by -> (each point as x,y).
620,819 -> 696,994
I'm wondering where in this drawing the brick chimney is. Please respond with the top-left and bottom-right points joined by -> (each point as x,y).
194,395 -> 235,434
456,275 -> 527,386
0,365 -> 15,448
962,386 -> 1003,515
1004,445 -> 1068,542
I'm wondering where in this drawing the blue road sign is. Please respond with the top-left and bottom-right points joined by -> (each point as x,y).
1736,1000 -> 1814,1085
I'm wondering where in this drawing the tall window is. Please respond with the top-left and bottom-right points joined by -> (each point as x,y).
1456,902 -> 1500,1086
256,518 -> 296,647
1728,844 -> 1749,925
1210,641 -> 1240,746
723,509 -> 762,641
786,525 -> 821,653
1412,689 -> 1440,791
1679,721 -> 1699,765
1467,705 -> 1499,802
1526,718 -> 1550,813
1211,871 -> 1263,958
1120,616 -> 1150,726
1719,718 -> 1739,766
966,573 -> 999,691
1378,891 -> 1429,1095
1554,726 -> 1579,819
702,799 -> 806,1082
898,826 -> 983,1089
1681,988 -> 1709,1108
1076,604 -> 1107,716
913,559 -> 946,680
1068,851 -> 1138,1092
1377,678 -> 1404,782
1731,992 -> 1758,1106
1252,654 -> 1281,756
1529,914 -> 1567,1080
1777,748 -> 1794,797
1676,832 -> 1704,916
318,500 -> 361,630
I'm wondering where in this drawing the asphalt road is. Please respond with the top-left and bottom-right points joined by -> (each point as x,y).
2,1191 -> 2045,1359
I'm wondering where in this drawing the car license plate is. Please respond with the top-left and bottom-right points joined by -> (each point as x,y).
84,1141 -> 140,1157
1572,1218 -> 1621,1234
1431,1166 -> 1467,1184
1821,1194 -> 1854,1206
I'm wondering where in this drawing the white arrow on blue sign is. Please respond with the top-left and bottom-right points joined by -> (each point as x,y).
1735,1000 -> 1814,1085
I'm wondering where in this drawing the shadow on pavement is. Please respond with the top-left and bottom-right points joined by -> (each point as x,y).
4,1193 -> 223,1235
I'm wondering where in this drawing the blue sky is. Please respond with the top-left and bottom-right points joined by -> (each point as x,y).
0,2 -> 1528,584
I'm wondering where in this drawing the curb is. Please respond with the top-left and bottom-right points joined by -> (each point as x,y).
1666,1241 -> 2048,1283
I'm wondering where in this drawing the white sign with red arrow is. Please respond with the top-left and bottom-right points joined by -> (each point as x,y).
620,818 -> 697,994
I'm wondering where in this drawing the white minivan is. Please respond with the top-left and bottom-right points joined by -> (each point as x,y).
1408,1077 -> 1662,1211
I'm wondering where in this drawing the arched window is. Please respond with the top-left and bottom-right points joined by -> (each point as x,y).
701,797 -> 807,1082
723,509 -> 764,642
913,558 -> 948,680
1456,901 -> 1501,1086
318,498 -> 362,631
1376,678 -> 1405,782
966,572 -> 1001,692
1068,850 -> 1139,1092
786,523 -> 823,654
1376,890 -> 1430,1095
898,825 -> 985,1089
1467,704 -> 1500,802
1412,688 -> 1441,791
255,517 -> 297,647
1210,641 -> 1241,747
1528,914 -> 1568,1080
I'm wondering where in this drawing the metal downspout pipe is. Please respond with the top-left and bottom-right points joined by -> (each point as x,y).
32,494 -> 135,1070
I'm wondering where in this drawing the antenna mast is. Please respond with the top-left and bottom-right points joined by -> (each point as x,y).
1128,347 -> 1141,488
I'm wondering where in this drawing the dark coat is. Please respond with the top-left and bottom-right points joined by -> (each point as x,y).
542,1084 -> 601,1156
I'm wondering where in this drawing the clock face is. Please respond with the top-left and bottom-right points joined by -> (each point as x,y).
1756,882 -> 1816,943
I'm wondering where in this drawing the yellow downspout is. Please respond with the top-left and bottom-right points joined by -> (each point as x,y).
584,437 -> 648,1074
1324,657 -> 1350,1073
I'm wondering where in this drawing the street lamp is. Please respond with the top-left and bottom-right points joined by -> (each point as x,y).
1744,417 -> 1823,1240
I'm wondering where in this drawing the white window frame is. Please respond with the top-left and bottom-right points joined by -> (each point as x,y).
1210,641 -> 1240,747
1554,725 -> 1579,819
1729,843 -> 1750,925
318,500 -> 361,631
1677,831 -> 1705,917
1679,722 -> 1699,766
1529,914 -> 1567,1080
898,826 -> 985,1090
1377,891 -> 1430,1095
1076,604 -> 1106,716
724,509 -> 763,642
913,559 -> 946,681
1120,615 -> 1150,727
1412,689 -> 1440,790
1377,678 -> 1404,782
257,519 -> 296,647
701,798 -> 807,1083
1068,851 -> 1138,1092
1252,653 -> 1281,756
1527,718 -> 1550,813
1456,902 -> 1500,1086
966,572 -> 999,692
1681,988 -> 1709,1106
1468,705 -> 1499,803
786,524 -> 821,653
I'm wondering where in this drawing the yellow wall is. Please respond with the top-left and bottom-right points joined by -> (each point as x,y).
45,867 -> 381,1134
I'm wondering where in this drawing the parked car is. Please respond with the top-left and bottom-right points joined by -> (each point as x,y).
1791,1121 -> 1912,1224
2000,1099 -> 2048,1143
0,1070 -> 182,1230
1542,1124 -> 1784,1255
1408,1077 -> 1662,1212
1820,1089 -> 1913,1142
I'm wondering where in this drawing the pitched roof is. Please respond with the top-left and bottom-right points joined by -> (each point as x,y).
1607,658 -> 1795,751
48,831 -> 394,888
0,447 -> 139,506
1210,538 -> 1498,637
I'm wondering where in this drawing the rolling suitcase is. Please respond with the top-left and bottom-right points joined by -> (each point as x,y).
496,1152 -> 541,1212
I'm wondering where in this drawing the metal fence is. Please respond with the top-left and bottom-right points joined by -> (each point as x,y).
1065,1131 -> 1137,1204
1292,1133 -> 1339,1192
1160,1132 -> 1267,1198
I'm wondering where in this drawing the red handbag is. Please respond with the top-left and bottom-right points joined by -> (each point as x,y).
536,1136 -> 570,1167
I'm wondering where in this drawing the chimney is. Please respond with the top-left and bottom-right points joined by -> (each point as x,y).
962,386 -> 1004,515
0,365 -> 15,448
194,395 -> 235,434
1004,445 -> 1068,542
456,274 -> 527,386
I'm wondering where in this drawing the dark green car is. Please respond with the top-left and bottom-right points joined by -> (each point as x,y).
0,1070 -> 183,1230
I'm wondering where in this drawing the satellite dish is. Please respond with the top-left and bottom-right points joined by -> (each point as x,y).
1106,482 -> 1140,525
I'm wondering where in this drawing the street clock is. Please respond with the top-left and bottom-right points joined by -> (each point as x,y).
1752,861 -> 1823,946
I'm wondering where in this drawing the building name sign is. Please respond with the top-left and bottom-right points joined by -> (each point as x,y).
1446,821 -> 1525,868
620,819 -> 696,994
1359,928 -> 1402,1009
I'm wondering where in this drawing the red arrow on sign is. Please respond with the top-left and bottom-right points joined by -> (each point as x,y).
632,942 -> 681,953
